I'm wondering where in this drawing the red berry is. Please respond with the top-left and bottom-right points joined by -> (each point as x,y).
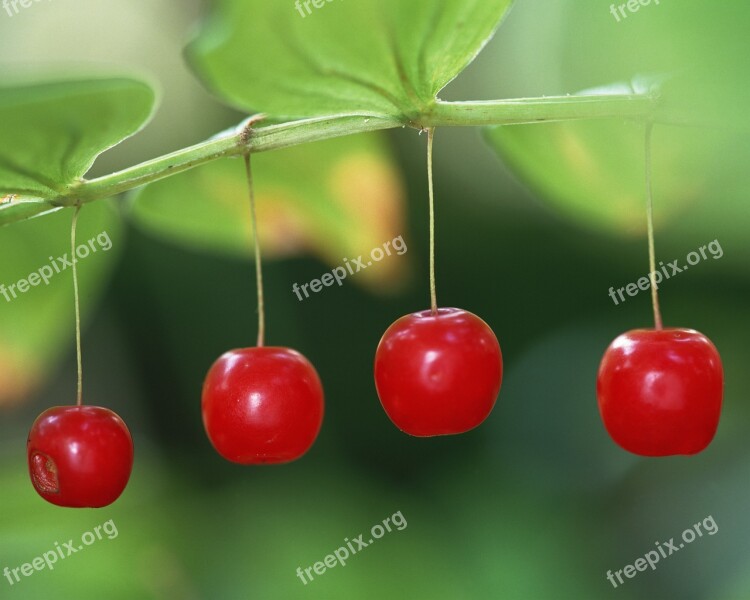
597,328 -> 723,457
27,406 -> 134,508
202,347 -> 324,464
374,308 -> 503,437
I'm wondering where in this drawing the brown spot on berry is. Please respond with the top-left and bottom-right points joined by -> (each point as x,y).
30,452 -> 60,494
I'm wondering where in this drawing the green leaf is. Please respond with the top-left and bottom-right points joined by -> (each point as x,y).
0,459 -> 178,600
556,0 -> 750,131
0,201 -> 122,405
0,77 -> 157,225
483,82 -> 750,273
480,0 -> 750,272
130,132 -> 408,288
187,0 -> 514,120
483,89 -> 699,235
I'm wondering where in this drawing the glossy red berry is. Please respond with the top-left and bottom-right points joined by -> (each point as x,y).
202,347 -> 324,464
27,406 -> 134,508
374,308 -> 502,437
597,328 -> 723,457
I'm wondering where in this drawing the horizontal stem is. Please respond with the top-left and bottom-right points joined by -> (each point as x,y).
4,92 -> 659,224
425,94 -> 656,126
74,114 -> 402,203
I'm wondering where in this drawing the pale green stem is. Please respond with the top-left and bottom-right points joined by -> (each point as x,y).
243,153 -> 265,348
1,93 -> 659,226
426,127 -> 438,315
644,122 -> 663,330
71,203 -> 83,406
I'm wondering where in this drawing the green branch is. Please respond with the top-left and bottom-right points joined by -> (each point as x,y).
3,92 -> 659,225
72,114 -> 403,203
426,94 -> 657,126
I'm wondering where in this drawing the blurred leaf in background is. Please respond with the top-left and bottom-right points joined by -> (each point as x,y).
482,0 -> 750,273
0,201 -> 122,406
130,133 -> 409,290
0,456 -> 181,600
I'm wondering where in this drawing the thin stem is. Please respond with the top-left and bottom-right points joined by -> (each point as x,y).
244,154 -> 265,348
644,122 -> 663,330
71,203 -> 84,406
427,127 -> 438,315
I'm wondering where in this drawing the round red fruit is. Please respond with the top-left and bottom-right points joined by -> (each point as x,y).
597,328 -> 723,457
374,308 -> 503,437
27,406 -> 134,508
202,347 -> 324,464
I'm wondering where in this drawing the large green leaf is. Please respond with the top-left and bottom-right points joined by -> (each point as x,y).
187,0 -> 514,120
484,85 -> 750,272
0,201 -> 122,405
130,133 -> 408,288
0,77 -> 157,225
555,0 -> 750,132
480,0 -> 750,269
483,89 -> 714,235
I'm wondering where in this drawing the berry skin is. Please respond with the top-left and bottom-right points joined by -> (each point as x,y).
374,308 -> 503,437
597,328 -> 723,457
27,406 -> 134,508
202,347 -> 324,464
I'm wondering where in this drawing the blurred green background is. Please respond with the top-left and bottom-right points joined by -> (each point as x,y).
1,1 -> 749,599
